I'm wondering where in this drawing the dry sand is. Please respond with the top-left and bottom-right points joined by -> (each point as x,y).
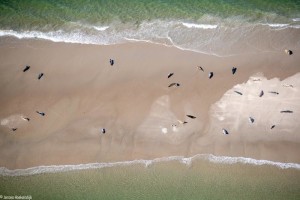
0,37 -> 299,169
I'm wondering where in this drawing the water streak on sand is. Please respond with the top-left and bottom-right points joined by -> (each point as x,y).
1,154 -> 299,176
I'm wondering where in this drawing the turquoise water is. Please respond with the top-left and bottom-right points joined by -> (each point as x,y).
1,0 -> 300,56
1,159 -> 300,200
0,0 -> 299,27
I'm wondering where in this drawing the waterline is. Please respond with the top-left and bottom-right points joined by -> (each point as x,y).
1,154 -> 299,177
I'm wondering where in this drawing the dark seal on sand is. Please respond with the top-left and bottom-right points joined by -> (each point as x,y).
38,73 -> 44,80
268,91 -> 279,95
23,65 -> 30,72
186,115 -> 196,119
234,91 -> 243,95
197,66 -> 204,71
168,83 -> 180,87
36,111 -> 45,116
249,117 -> 255,123
109,59 -> 114,66
222,129 -> 229,135
280,110 -> 293,113
271,125 -> 276,129
167,73 -> 174,78
259,90 -> 264,97
285,49 -> 293,55
232,67 -> 237,75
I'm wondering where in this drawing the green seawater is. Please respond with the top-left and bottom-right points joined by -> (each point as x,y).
0,0 -> 300,30
1,160 -> 299,200
1,0 -> 300,56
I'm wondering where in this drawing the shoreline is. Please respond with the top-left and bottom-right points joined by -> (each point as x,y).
1,153 -> 300,177
0,37 -> 299,170
1,17 -> 300,57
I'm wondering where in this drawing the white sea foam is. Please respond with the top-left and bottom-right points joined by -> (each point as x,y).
0,18 -> 299,58
92,26 -> 109,31
205,155 -> 300,169
291,25 -> 300,29
182,22 -> 218,29
266,23 -> 289,28
292,18 -> 300,22
261,23 -> 300,29
0,154 -> 299,176
0,30 -> 100,45
259,23 -> 300,30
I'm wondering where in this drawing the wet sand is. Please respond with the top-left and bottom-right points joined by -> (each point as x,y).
0,37 -> 299,169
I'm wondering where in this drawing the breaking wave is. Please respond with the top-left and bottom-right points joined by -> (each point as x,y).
1,154 -> 299,177
181,22 -> 218,29
0,18 -> 300,57
92,26 -> 109,31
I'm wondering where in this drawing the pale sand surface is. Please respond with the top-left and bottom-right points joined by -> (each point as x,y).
0,37 -> 299,169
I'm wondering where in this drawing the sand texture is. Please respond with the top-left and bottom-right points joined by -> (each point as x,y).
0,37 -> 299,169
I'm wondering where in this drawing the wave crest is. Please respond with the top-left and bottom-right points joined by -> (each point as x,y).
182,22 -> 218,29
1,154 -> 299,177
0,18 -> 299,57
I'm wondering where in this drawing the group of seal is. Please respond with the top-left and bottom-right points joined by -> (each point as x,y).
229,50 -> 295,132
169,49 -> 294,135
11,65 -> 46,132
12,49 -> 294,136
168,65 -> 238,135
23,65 -> 44,80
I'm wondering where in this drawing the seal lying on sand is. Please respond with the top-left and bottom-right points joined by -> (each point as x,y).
109,59 -> 114,66
23,65 -> 30,72
249,117 -> 255,123
232,67 -> 237,75
280,110 -> 293,113
268,91 -> 279,95
168,83 -> 180,87
186,115 -> 196,119
22,117 -> 30,121
234,91 -> 243,95
222,128 -> 229,135
197,66 -> 204,71
271,125 -> 276,129
285,49 -> 293,55
36,111 -> 45,116
38,73 -> 44,80
259,90 -> 264,97
167,73 -> 174,78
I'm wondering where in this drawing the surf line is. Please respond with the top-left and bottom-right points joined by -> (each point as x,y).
1,154 -> 299,176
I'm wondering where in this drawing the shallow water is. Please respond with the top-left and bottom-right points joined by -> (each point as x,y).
1,159 -> 299,200
1,0 -> 300,56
